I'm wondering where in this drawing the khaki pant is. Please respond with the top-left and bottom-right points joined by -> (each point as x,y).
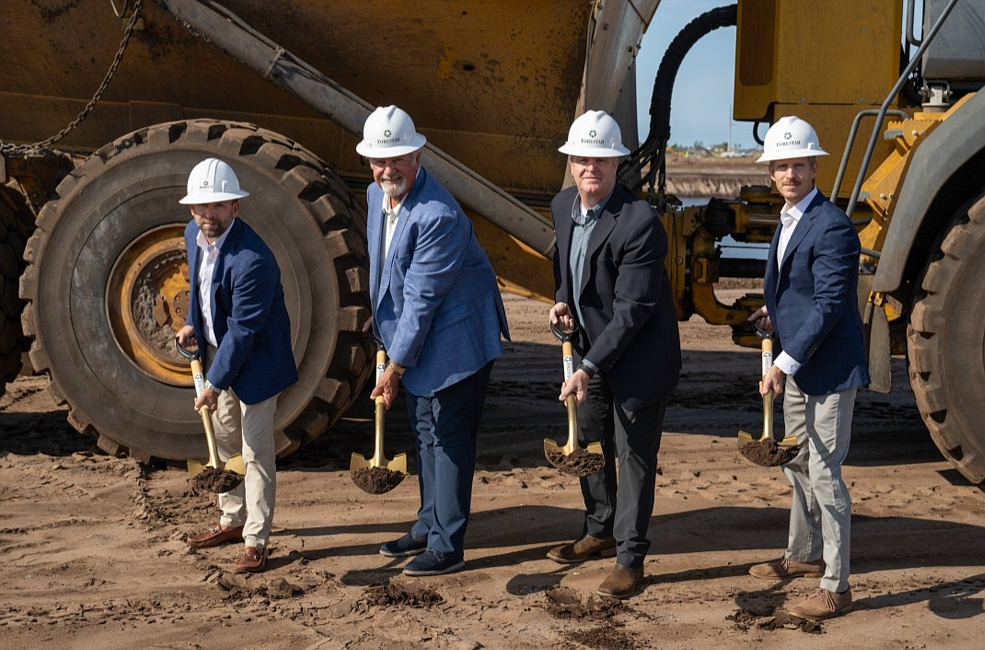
206,346 -> 278,550
782,375 -> 856,593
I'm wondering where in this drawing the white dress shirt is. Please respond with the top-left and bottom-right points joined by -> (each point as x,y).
195,220 -> 235,347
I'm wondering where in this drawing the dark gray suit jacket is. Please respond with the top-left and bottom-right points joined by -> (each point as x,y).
552,183 -> 681,410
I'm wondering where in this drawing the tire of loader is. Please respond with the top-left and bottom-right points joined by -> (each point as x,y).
907,191 -> 985,485
19,120 -> 372,462
0,190 -> 33,396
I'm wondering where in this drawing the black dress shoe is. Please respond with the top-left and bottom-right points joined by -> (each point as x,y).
379,531 -> 427,558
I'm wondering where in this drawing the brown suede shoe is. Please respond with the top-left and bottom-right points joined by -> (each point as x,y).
597,564 -> 644,599
787,588 -> 853,620
187,523 -> 244,549
547,535 -> 617,564
234,546 -> 269,574
749,557 -> 825,580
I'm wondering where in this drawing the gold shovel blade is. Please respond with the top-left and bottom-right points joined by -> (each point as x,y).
187,453 -> 246,477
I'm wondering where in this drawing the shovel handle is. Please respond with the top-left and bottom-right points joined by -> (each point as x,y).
185,355 -> 222,469
371,346 -> 389,466
759,336 -> 775,442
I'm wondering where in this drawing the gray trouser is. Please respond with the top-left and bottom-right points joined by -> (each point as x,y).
206,346 -> 278,550
577,375 -> 667,569
782,375 -> 856,593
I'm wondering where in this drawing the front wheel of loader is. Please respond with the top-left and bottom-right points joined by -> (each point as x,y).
19,120 -> 372,461
907,192 -> 985,485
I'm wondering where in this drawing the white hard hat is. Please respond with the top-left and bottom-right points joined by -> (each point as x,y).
757,115 -> 829,163
356,105 -> 427,158
558,110 -> 630,157
179,158 -> 250,204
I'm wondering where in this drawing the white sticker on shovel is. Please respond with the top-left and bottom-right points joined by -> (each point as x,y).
563,354 -> 574,380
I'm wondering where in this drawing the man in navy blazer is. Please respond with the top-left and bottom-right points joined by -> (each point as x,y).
357,106 -> 509,577
747,117 -> 869,620
177,158 -> 298,574
547,111 -> 681,599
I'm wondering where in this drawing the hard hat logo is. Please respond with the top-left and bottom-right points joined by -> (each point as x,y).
179,158 -> 250,205
356,106 -> 427,158
757,116 -> 828,163
558,110 -> 630,158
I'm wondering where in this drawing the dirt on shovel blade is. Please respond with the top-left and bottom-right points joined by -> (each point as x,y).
739,438 -> 799,466
546,447 -> 605,477
190,467 -> 243,493
351,466 -> 406,494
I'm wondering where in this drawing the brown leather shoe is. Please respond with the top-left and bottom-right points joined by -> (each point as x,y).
597,564 -> 644,599
234,546 -> 269,574
749,557 -> 825,580
787,588 -> 853,620
187,523 -> 244,548
547,535 -> 617,564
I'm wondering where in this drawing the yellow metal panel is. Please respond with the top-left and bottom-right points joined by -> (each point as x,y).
735,0 -> 903,119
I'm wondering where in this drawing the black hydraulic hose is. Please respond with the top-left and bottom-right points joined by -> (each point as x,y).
621,4 -> 737,192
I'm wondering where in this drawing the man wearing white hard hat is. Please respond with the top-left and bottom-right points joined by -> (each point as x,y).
357,105 -> 509,576
177,158 -> 298,573
747,116 -> 869,620
547,110 -> 681,599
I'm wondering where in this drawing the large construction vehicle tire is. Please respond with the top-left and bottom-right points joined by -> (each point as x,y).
20,120 -> 372,462
907,192 -> 985,485
0,191 -> 33,394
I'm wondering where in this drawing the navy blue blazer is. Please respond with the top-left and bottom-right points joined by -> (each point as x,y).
765,191 -> 869,395
552,183 -> 681,410
185,218 -> 298,404
368,167 -> 509,396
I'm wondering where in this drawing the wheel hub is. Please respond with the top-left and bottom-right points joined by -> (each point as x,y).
107,225 -> 192,385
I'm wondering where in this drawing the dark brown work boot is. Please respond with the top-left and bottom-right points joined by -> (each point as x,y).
749,557 -> 825,580
597,564 -> 644,599
547,535 -> 617,564
787,588 -> 853,620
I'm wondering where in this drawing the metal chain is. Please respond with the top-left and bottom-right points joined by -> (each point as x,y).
0,0 -> 143,155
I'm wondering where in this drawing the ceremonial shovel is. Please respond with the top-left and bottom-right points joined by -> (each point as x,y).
738,330 -> 799,467
349,340 -> 407,494
175,340 -> 245,493
544,322 -> 604,477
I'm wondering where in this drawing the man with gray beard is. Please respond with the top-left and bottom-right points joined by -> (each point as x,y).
356,105 -> 510,576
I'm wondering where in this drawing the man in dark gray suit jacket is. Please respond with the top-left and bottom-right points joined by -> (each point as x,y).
747,116 -> 870,621
547,110 -> 681,599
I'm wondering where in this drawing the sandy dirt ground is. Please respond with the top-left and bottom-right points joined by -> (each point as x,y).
2,290 -> 984,650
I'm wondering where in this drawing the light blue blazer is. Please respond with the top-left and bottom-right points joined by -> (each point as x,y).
367,167 -> 509,396
764,191 -> 870,395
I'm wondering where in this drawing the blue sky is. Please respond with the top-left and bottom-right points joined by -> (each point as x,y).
635,0 -> 744,149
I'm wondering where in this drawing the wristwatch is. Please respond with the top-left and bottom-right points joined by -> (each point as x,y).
576,362 -> 596,379
386,360 -> 405,376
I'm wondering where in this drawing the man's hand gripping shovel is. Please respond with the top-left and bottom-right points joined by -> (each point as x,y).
738,328 -> 799,467
350,336 -> 407,494
544,322 -> 604,477
175,340 -> 245,493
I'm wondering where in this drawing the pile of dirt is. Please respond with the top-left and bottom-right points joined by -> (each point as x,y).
739,438 -> 799,466
546,447 -> 605,477
350,466 -> 406,494
364,578 -> 443,609
190,466 -> 243,493
543,586 -> 622,620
